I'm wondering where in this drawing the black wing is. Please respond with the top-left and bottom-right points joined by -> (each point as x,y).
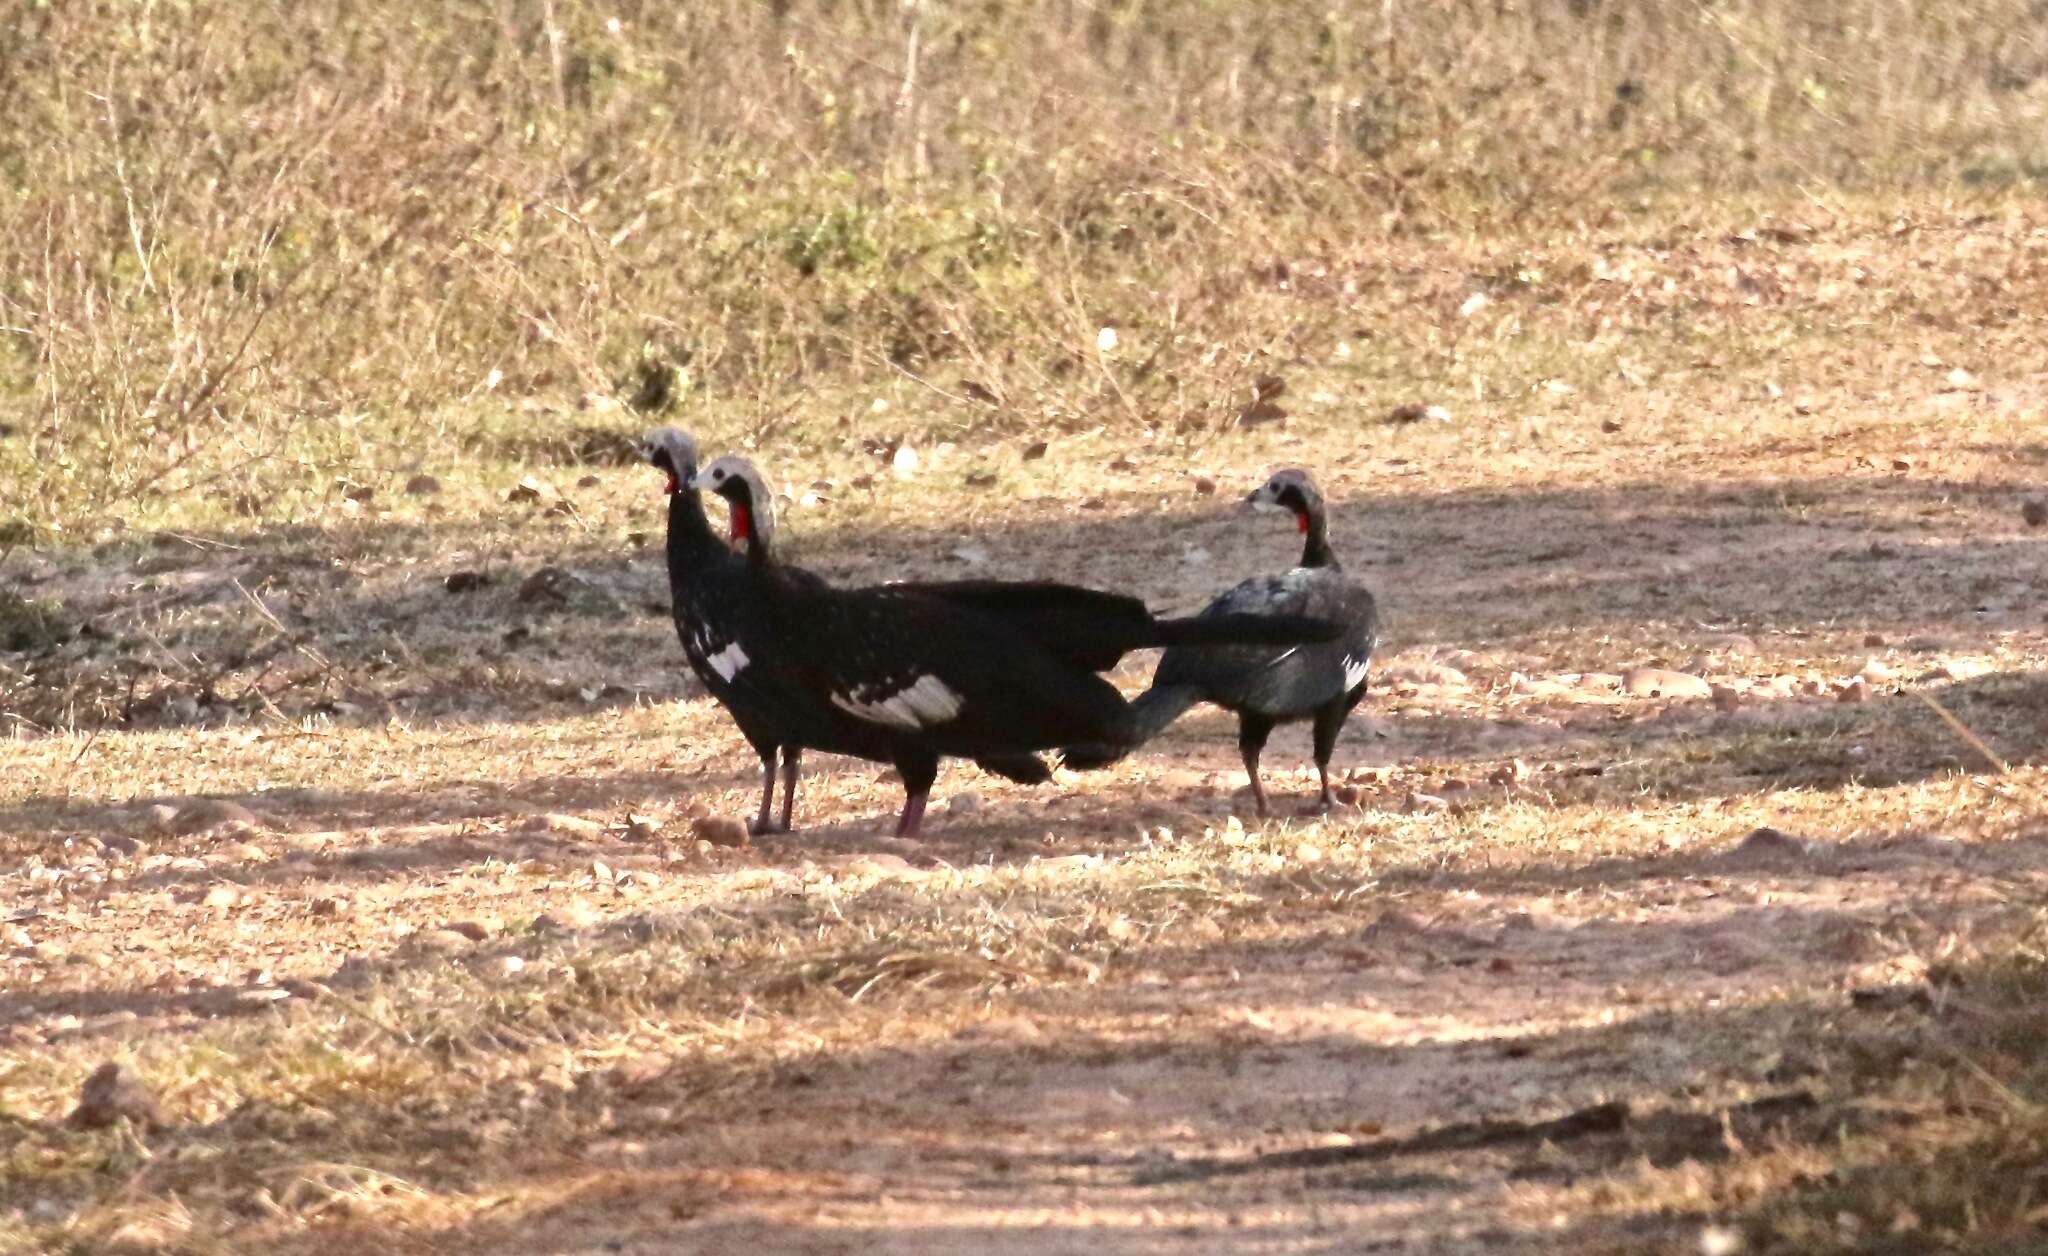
745,580 -> 1135,757
886,579 -> 1162,671
890,578 -> 1340,672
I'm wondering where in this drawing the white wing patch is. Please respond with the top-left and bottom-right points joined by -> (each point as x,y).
1342,655 -> 1370,691
831,674 -> 964,729
706,640 -> 749,682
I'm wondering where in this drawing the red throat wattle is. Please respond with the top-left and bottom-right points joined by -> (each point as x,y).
663,470 -> 680,495
729,502 -> 753,543
1295,509 -> 1310,535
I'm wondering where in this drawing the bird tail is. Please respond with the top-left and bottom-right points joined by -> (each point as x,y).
1143,611 -> 1342,649
974,753 -> 1054,785
1058,684 -> 1203,771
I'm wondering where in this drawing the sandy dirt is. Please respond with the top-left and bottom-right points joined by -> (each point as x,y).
5,358 -> 2048,1252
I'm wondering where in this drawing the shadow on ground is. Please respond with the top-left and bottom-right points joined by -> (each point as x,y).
6,468 -> 2045,733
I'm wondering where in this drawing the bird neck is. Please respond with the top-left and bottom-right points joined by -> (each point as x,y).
665,480 -> 723,575
728,494 -> 776,568
1297,507 -> 1339,569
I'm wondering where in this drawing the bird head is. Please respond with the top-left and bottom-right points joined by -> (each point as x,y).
638,427 -> 699,495
689,455 -> 775,548
1245,468 -> 1324,535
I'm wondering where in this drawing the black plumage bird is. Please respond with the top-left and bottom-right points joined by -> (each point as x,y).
641,428 -> 1049,835
686,454 -> 1344,836
640,428 -> 813,834
1063,468 -> 1379,816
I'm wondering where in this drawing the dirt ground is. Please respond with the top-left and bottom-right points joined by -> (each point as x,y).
7,220 -> 2048,1252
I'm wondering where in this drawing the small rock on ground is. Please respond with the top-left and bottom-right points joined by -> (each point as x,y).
515,566 -> 619,613
690,816 -> 750,847
160,798 -> 261,836
480,954 -> 526,981
404,928 -> 482,956
1728,826 -> 1812,864
68,1062 -> 164,1130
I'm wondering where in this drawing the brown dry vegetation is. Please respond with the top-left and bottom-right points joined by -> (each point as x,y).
6,3 -> 2048,1254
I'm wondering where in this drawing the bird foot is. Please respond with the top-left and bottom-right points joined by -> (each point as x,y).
748,816 -> 787,836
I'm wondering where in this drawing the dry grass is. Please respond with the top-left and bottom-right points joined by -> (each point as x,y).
5,0 -> 2048,523
6,4 -> 2048,1251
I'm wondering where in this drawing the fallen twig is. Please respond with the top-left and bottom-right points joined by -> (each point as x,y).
1140,1100 -> 1631,1183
